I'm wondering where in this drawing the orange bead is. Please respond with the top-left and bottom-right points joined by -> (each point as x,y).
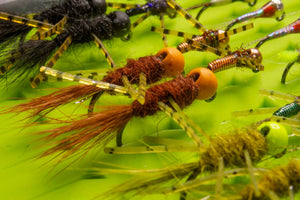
187,68 -> 218,100
156,47 -> 185,77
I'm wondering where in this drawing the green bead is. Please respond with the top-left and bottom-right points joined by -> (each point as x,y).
257,121 -> 288,156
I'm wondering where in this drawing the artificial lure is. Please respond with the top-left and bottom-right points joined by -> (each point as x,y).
107,0 -> 176,46
0,0 -> 107,48
186,0 -> 257,20
94,121 -> 288,199
108,0 -> 208,46
150,158 -> 300,200
0,10 -> 131,87
226,0 -> 285,31
240,159 -> 300,200
255,17 -> 300,48
206,48 -> 263,73
151,23 -> 254,54
9,47 -> 185,115
21,66 -> 218,161
233,89 -> 300,132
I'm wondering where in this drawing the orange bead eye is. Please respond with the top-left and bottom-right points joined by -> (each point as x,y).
187,68 -> 218,100
156,47 -> 185,77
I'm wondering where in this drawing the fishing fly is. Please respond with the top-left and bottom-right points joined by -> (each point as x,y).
255,17 -> 300,48
240,159 -> 300,200
151,23 -> 254,54
207,48 -> 264,73
107,0 -> 207,46
0,0 -> 107,48
106,0 -> 176,46
8,66 -> 218,161
148,158 -> 300,200
185,0 -> 257,20
9,47 -> 185,116
93,121 -> 289,199
233,89 -> 300,129
226,0 -> 285,31
152,24 -> 263,74
0,10 -> 132,88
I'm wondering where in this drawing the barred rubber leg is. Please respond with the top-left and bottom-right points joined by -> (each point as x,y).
226,23 -> 254,36
131,12 -> 150,30
232,107 -> 279,117
179,168 -> 201,200
244,150 -> 260,197
143,136 -> 199,149
105,145 -> 170,154
121,72 -> 146,105
0,11 -> 53,30
159,14 -> 168,47
187,39 -> 224,56
215,23 -> 254,47
31,16 -> 67,40
69,69 -> 107,80
105,137 -> 202,154
215,158 -> 225,198
121,76 -> 138,100
0,62 -> 14,75
259,89 -> 299,102
158,100 -> 202,147
168,97 -> 211,142
93,34 -> 116,69
270,116 -> 300,128
39,66 -> 128,94
0,50 -> 23,75
166,0 -> 207,33
30,36 -> 72,88
136,73 -> 146,105
151,26 -> 198,39
44,69 -> 107,82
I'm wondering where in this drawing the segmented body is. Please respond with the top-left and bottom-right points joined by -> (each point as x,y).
256,18 -> 300,48
208,54 -> 238,72
226,0 -> 284,30
208,48 -> 263,72
273,102 -> 300,117
177,30 -> 229,53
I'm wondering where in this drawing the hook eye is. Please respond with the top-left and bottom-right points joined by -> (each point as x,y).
248,0 -> 257,6
121,31 -> 132,41
276,12 -> 285,21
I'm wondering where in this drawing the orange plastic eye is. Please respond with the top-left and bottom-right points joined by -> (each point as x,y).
156,47 -> 185,77
187,68 -> 218,100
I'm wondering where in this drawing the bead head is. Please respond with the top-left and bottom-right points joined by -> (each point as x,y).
248,48 -> 264,71
187,68 -> 218,100
156,47 -> 185,77
90,0 -> 107,15
257,121 -> 288,156
109,11 -> 131,38
261,0 -> 284,18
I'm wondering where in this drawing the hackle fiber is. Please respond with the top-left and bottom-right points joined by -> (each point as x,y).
38,76 -> 199,159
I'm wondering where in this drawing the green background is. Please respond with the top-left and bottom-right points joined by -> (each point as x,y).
0,0 -> 300,199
